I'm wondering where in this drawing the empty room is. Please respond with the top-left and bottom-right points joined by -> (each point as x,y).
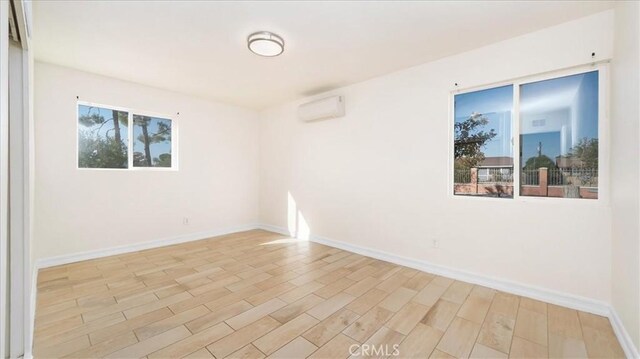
1,0 -> 639,358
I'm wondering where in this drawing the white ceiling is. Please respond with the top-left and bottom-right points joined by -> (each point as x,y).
33,1 -> 614,110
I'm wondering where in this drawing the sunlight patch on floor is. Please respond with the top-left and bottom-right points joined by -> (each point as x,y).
259,237 -> 307,245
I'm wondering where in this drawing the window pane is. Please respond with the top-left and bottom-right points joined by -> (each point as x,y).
132,115 -> 172,168
78,105 -> 128,169
520,71 -> 598,199
453,85 -> 513,198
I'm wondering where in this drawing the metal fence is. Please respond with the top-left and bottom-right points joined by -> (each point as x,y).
455,167 -> 598,186
521,169 -> 539,186
522,168 -> 598,186
549,168 -> 598,187
548,169 -> 563,186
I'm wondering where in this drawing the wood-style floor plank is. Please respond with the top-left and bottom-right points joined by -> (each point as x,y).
32,229 -> 624,359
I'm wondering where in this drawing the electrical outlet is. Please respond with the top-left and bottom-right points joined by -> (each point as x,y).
432,240 -> 440,248
183,217 -> 189,225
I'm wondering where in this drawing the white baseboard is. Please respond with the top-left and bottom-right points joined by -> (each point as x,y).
609,306 -> 640,359
257,223 -> 294,237
256,223 -> 639,358
314,233 -> 609,314
33,224 -> 260,269
256,224 -> 610,315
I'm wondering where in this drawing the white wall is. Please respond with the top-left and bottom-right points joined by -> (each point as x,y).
259,11 -> 614,302
34,62 -> 260,260
611,1 -> 640,349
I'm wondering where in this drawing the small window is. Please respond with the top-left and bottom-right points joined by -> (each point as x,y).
78,104 -> 129,169
133,115 -> 172,168
78,103 -> 176,170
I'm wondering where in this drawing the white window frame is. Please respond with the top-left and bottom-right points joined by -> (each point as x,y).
76,101 -> 179,171
448,63 -> 609,205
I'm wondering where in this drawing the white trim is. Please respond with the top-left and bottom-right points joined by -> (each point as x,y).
257,223 -> 294,237
259,225 -> 612,313
256,223 -> 638,357
311,228 -> 609,315
609,307 -> 640,359
24,268 -> 37,359
513,83 -> 521,201
0,2 -> 8,357
127,111 -> 133,169
8,39 -> 29,359
450,59 -> 610,95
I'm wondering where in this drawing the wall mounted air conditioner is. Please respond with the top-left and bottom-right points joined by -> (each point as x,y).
298,95 -> 345,122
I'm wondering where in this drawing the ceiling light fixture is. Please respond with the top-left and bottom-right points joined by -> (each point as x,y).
247,31 -> 285,57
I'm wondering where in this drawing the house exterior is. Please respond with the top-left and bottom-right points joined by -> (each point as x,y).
477,156 -> 514,182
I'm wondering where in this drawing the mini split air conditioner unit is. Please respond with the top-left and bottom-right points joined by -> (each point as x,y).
298,95 -> 345,122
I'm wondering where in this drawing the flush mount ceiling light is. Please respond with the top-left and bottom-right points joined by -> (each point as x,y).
247,31 -> 285,57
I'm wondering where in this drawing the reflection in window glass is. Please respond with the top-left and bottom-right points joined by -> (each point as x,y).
132,115 -> 172,168
78,105 -> 129,169
520,71 -> 598,199
453,85 -> 513,198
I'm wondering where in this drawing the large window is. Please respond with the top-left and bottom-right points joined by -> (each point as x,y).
78,103 -> 176,170
452,68 -> 601,200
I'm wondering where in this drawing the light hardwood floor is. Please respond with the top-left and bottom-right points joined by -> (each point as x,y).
33,230 -> 624,359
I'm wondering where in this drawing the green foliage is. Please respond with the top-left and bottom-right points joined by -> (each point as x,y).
454,157 -> 478,171
454,112 -> 496,169
79,110 -> 127,128
78,130 -> 128,168
568,138 -> 598,169
134,117 -> 171,144
78,113 -> 106,127
155,153 -> 171,167
523,155 -> 557,170
78,110 -> 128,168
